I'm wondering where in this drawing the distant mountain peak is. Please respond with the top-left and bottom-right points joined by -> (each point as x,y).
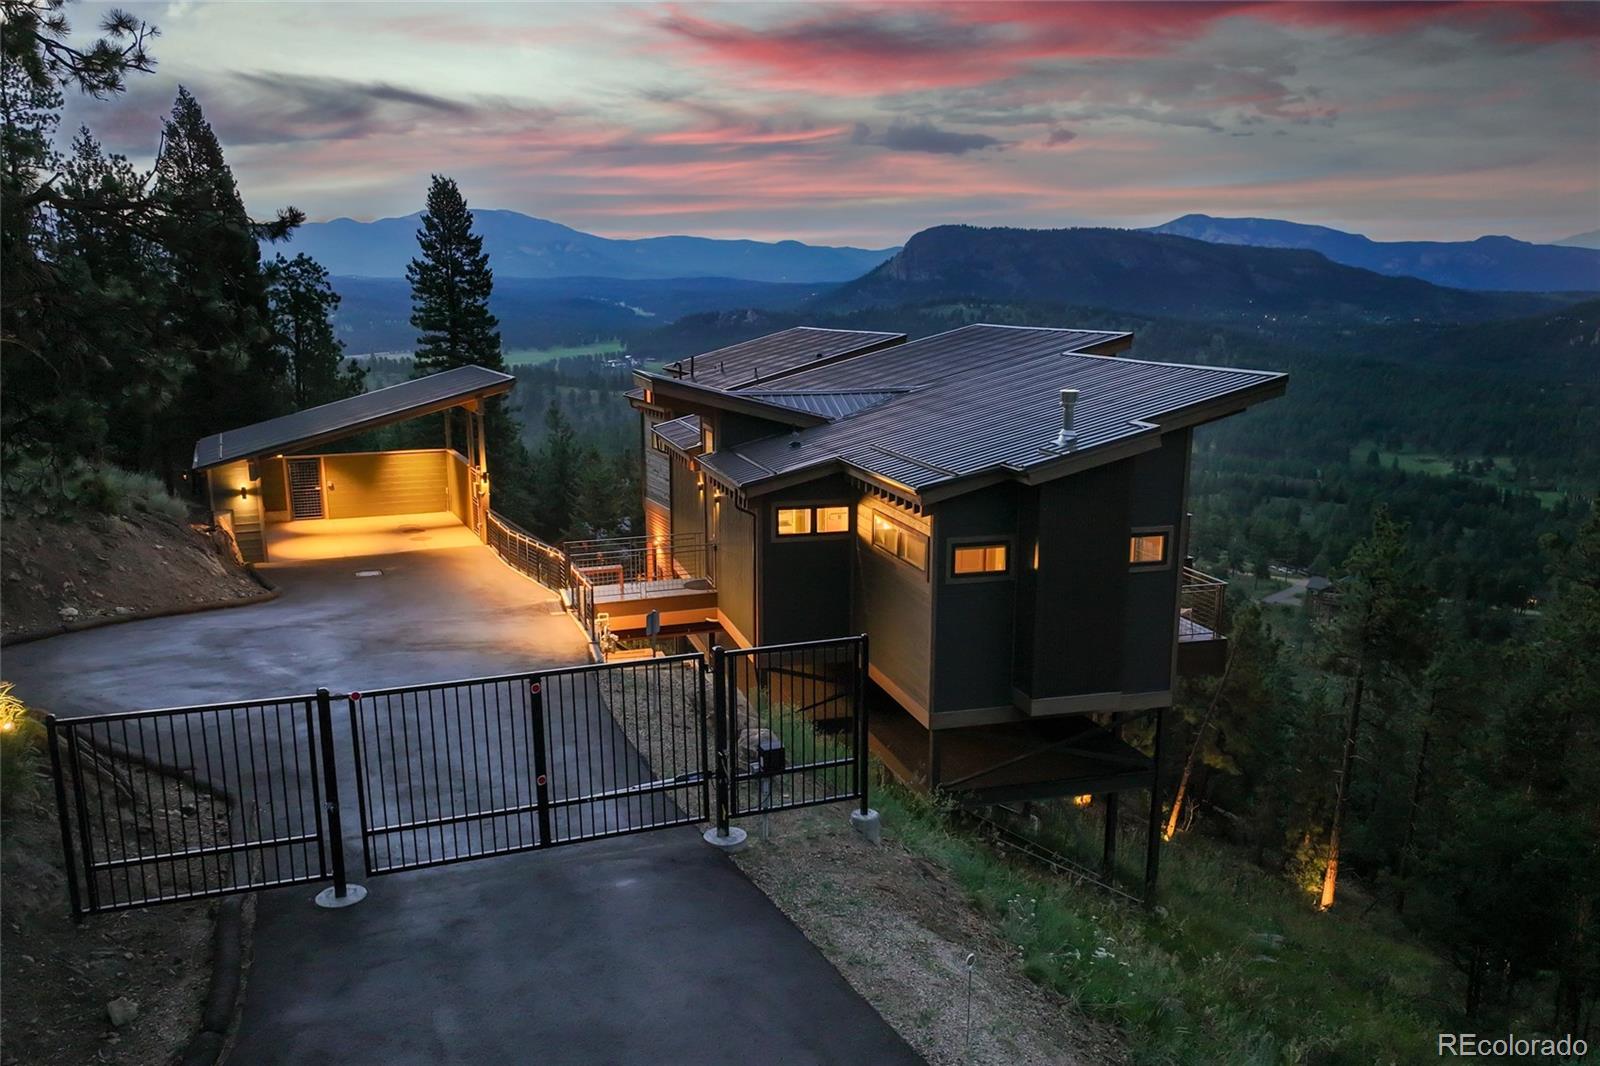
1147,214 -> 1599,292
274,208 -> 899,283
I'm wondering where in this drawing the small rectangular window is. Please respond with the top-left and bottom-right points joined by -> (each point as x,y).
953,543 -> 1008,575
871,512 -> 900,554
816,506 -> 849,534
776,507 -> 813,536
899,530 -> 928,570
1129,532 -> 1169,567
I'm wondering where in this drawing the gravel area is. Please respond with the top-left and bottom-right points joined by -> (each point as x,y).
733,804 -> 1128,1066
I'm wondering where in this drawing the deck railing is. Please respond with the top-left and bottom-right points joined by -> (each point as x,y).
562,533 -> 713,600
1179,566 -> 1227,639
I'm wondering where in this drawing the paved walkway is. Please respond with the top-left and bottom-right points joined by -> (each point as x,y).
5,542 -> 919,1065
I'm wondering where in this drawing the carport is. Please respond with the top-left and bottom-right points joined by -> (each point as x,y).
192,366 -> 513,562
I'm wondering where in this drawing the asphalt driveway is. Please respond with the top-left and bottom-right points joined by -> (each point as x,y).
5,543 -> 920,1065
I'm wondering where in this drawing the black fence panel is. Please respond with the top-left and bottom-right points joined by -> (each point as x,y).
47,696 -> 331,916
350,654 -> 708,875
720,637 -> 867,818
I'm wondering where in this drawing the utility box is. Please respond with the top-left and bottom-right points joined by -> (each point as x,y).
756,735 -> 786,776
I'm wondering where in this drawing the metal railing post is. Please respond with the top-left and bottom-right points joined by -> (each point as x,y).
45,716 -> 84,921
529,679 -> 554,847
313,688 -> 366,908
711,646 -> 731,837
857,634 -> 870,817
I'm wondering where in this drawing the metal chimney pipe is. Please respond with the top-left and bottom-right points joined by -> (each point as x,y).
1054,388 -> 1080,450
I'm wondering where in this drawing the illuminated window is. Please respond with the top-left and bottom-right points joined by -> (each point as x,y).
702,425 -> 715,453
871,512 -> 900,554
1129,531 -> 1169,567
898,530 -> 928,570
776,507 -> 813,536
952,543 -> 1008,576
816,506 -> 849,534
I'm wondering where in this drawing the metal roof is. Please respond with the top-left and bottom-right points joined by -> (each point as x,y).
659,327 -> 904,389
192,365 -> 514,469
652,414 -> 703,453
695,324 -> 1284,500
740,389 -> 907,419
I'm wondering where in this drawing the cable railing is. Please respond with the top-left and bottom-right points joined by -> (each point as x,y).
562,533 -> 713,601
1179,565 -> 1227,640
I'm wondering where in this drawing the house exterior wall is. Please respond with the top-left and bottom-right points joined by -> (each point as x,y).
929,484 -> 1021,715
669,451 -> 706,542
853,497 -> 932,716
321,450 -> 449,519
444,449 -> 471,526
1119,429 -> 1189,695
758,474 -> 856,645
714,492 -> 757,647
261,457 -> 289,518
207,461 -> 264,563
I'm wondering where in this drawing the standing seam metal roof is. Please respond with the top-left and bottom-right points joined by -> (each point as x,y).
660,326 -> 905,390
694,324 -> 1282,495
191,365 -> 514,469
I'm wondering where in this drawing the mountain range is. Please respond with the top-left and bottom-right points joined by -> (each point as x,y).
825,225 -> 1571,323
1148,214 -> 1599,292
273,209 -> 898,283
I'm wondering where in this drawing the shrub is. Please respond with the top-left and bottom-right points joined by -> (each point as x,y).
0,682 -> 45,817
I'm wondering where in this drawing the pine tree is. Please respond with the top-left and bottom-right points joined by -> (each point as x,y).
265,253 -> 364,408
407,175 -> 502,374
152,86 -> 287,477
1315,506 -> 1430,910
532,402 -> 580,540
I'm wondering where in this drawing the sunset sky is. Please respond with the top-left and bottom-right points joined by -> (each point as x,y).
65,1 -> 1600,247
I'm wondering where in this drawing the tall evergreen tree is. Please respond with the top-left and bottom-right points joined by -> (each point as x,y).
152,86 -> 292,478
265,253 -> 364,408
406,175 -> 502,374
531,402 -> 580,540
1315,506 -> 1430,910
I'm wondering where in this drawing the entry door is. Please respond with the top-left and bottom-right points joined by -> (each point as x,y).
287,458 -> 325,519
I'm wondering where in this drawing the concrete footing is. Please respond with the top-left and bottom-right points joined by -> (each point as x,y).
850,808 -> 881,844
702,826 -> 749,853
313,883 -> 368,909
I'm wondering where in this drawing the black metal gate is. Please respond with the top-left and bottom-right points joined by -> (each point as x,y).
286,457 -> 324,519
46,693 -> 340,917
350,636 -> 867,877
46,636 -> 868,911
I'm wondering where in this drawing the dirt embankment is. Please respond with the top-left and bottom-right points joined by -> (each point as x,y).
2,510 -> 264,641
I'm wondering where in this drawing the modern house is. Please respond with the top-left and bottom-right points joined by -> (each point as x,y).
625,324 -> 1286,817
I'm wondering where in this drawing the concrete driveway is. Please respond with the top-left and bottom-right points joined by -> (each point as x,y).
4,542 -> 920,1065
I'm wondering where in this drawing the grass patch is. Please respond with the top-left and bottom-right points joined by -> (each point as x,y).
503,339 -> 627,366
1350,440 -> 1563,508
873,781 -> 1452,1065
3,458 -> 188,521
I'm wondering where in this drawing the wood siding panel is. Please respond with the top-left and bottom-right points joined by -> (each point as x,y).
261,457 -> 288,516
669,453 -> 706,541
854,499 -> 931,714
760,475 -> 855,644
1031,461 -> 1131,698
716,495 -> 757,644
644,416 -> 670,507
322,451 -> 448,519
207,462 -> 264,563
444,450 -> 470,525
1119,429 -> 1187,694
930,485 -> 1019,715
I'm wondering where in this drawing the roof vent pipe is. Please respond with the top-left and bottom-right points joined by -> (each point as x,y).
1054,388 -> 1080,451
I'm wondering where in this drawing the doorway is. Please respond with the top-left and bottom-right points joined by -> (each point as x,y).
287,457 -> 325,520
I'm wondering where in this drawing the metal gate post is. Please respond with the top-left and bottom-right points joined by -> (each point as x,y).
849,635 -> 881,843
45,716 -> 84,921
529,679 -> 554,847
703,645 -> 746,852
313,688 -> 367,909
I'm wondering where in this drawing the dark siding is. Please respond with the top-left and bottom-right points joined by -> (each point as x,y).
715,495 -> 757,645
759,474 -> 855,644
1031,461 -> 1131,697
930,485 -> 1019,714
1119,429 -> 1187,694
853,499 -> 931,713
669,452 -> 706,542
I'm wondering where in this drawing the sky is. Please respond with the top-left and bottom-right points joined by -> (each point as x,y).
63,1 -> 1600,248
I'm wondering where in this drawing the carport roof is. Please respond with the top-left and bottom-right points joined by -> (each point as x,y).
192,365 -> 514,469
